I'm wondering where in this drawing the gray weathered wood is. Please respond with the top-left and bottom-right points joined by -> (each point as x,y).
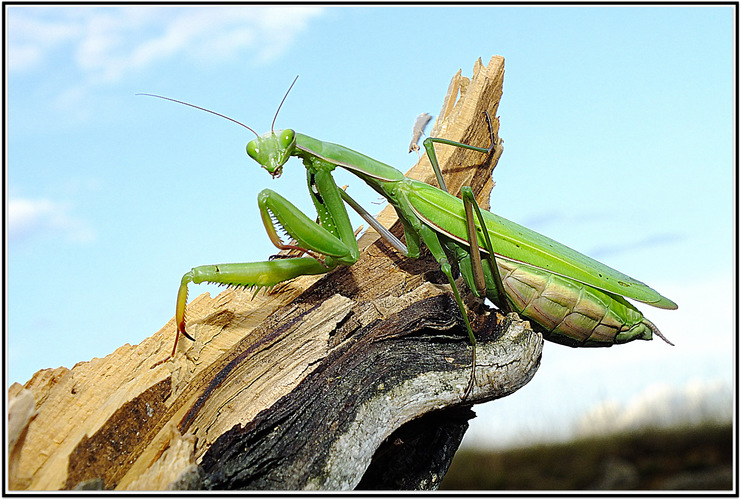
192,291 -> 541,490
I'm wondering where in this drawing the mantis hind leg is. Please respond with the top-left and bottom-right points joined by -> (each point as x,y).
417,225 -> 478,399
460,187 -> 511,314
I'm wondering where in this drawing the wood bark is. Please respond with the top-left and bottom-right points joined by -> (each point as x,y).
8,56 -> 543,491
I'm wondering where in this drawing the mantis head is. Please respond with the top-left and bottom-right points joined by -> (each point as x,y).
139,76 -> 300,179
245,76 -> 300,179
246,129 -> 296,179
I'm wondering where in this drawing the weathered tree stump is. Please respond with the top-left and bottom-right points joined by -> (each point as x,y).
8,56 -> 543,491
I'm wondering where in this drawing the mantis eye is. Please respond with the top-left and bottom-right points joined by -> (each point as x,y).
246,140 -> 259,160
279,129 -> 295,149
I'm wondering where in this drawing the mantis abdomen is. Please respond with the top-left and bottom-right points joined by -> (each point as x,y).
497,259 -> 660,347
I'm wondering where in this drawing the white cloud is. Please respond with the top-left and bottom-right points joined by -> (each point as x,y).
7,8 -> 81,72
7,6 -> 324,121
8,43 -> 43,73
575,379 -> 733,437
8,6 -> 324,82
8,197 -> 95,244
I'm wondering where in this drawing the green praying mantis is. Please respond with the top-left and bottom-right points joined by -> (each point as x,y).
143,77 -> 677,395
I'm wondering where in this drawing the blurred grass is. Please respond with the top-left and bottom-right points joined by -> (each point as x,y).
440,422 -> 733,490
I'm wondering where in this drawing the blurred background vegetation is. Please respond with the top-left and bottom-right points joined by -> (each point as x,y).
440,422 -> 733,490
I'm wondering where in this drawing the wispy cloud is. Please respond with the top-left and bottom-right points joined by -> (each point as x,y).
517,209 -> 612,234
8,6 -> 324,82
587,232 -> 684,260
575,379 -> 733,436
515,209 -> 683,260
8,197 -> 95,245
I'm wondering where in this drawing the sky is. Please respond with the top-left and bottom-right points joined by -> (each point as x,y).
6,5 -> 735,449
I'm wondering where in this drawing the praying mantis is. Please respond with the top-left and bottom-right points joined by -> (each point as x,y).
142,77 -> 677,395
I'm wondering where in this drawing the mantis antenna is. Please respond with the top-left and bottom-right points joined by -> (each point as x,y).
137,93 -> 260,139
271,75 -> 299,133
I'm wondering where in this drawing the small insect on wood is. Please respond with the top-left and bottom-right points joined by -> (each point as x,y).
409,113 -> 433,153
141,77 -> 677,397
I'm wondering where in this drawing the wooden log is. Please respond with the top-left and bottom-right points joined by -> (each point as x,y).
8,56 -> 543,491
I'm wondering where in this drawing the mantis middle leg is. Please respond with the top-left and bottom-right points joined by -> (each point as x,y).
422,111 -> 497,193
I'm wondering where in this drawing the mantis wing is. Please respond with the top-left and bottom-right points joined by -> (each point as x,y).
405,181 -> 678,310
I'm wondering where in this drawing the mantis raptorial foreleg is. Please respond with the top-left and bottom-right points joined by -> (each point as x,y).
259,188 -> 354,263
163,159 -> 361,365
147,255 -> 332,366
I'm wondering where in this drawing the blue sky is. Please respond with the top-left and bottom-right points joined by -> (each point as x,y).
7,6 -> 734,447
